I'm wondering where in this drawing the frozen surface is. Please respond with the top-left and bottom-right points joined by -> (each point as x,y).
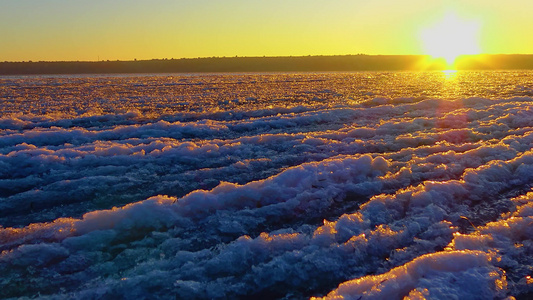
1,71 -> 533,299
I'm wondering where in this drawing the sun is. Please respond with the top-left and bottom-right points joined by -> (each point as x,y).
420,12 -> 481,66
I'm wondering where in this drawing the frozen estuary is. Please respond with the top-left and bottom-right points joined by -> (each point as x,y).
1,71 -> 533,299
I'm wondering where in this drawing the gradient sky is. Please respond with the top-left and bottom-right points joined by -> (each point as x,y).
2,0 -> 532,62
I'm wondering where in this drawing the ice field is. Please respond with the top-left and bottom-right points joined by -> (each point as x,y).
1,71 -> 533,299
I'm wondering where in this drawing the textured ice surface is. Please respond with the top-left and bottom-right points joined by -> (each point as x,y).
1,71 -> 533,299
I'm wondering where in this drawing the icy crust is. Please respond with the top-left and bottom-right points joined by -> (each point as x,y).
1,72 -> 533,298
318,251 -> 505,300
0,154 -> 387,248
2,95 -> 533,226
2,150 -> 533,298
0,154 -> 392,298
2,71 -> 533,121
320,194 -> 533,300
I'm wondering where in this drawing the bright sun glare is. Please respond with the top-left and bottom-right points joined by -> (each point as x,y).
420,12 -> 481,66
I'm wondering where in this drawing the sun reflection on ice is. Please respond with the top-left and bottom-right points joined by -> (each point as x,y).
442,69 -> 458,79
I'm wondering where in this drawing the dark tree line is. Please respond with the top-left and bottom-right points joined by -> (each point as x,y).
1,54 -> 532,75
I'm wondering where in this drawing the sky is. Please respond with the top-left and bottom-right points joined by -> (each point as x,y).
1,0 -> 533,62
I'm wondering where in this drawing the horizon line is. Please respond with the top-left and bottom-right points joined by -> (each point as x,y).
3,53 -> 533,64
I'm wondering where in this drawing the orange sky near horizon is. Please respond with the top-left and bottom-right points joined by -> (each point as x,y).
1,0 -> 533,62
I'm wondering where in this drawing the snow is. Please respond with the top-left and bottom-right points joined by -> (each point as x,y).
1,71 -> 533,299
318,250 -> 504,300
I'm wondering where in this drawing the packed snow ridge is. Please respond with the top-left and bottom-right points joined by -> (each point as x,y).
1,71 -> 533,299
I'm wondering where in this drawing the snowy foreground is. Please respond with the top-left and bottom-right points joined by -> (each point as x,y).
1,71 -> 533,299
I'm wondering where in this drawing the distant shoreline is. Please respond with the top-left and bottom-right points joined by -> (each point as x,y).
1,54 -> 533,75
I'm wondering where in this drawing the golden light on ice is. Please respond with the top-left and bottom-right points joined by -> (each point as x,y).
420,12 -> 481,66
